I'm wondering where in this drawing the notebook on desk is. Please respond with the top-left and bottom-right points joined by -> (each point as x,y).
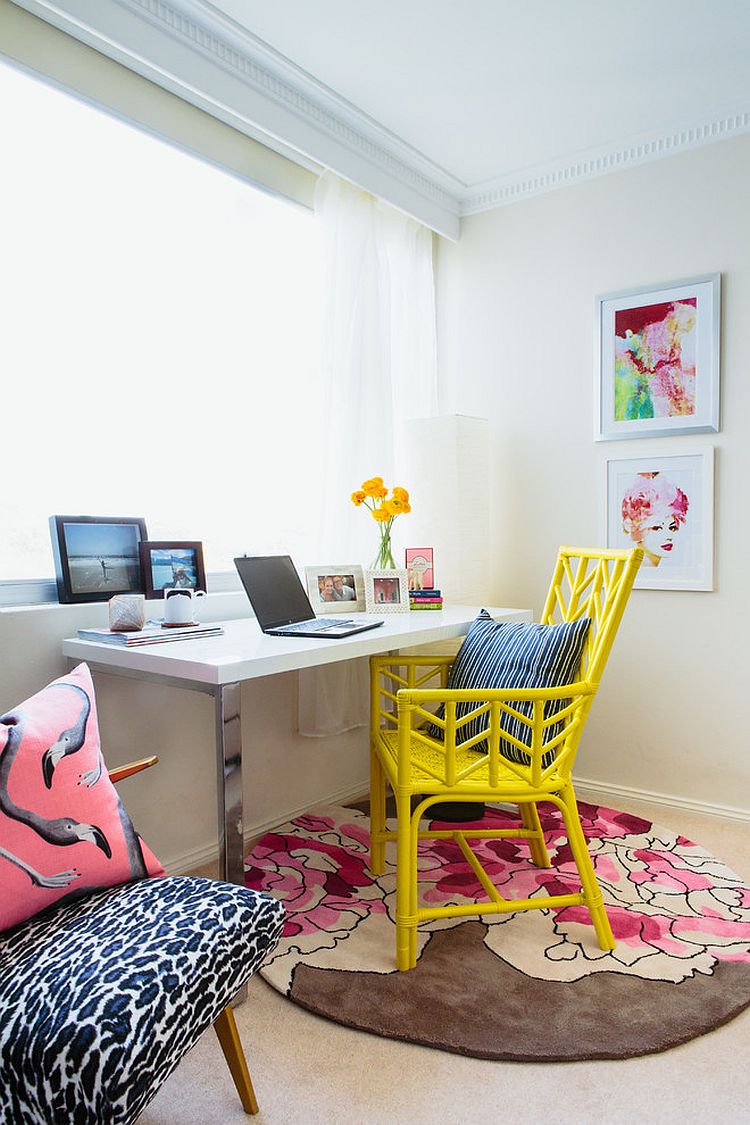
234,555 -> 384,638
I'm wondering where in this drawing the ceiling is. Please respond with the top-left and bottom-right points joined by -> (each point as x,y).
12,0 -> 750,237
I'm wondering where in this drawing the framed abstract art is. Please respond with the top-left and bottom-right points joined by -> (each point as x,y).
605,449 -> 714,591
596,274 -> 720,441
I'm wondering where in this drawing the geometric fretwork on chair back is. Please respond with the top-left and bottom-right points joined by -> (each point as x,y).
368,545 -> 643,971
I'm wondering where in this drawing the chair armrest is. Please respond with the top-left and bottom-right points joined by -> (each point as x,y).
108,755 -> 159,784
397,681 -> 593,705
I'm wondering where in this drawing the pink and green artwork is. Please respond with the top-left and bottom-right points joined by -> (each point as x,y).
596,275 -> 719,441
614,298 -> 696,421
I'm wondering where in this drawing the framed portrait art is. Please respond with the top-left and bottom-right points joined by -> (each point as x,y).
139,541 -> 206,599
596,274 -> 720,441
49,515 -> 148,603
605,449 -> 714,591
365,568 -> 410,614
304,565 -> 365,613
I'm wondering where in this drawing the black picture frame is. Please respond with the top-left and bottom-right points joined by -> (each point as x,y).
139,540 -> 207,599
49,515 -> 148,604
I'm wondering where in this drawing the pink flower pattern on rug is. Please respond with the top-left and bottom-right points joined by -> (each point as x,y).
245,803 -> 750,988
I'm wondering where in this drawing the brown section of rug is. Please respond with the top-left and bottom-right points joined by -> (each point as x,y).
290,920 -> 750,1061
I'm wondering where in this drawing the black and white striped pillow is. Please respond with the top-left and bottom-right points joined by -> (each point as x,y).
427,611 -> 591,767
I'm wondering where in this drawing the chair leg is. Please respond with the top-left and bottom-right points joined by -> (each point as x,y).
558,786 -> 616,952
395,790 -> 416,971
369,747 -> 387,875
519,801 -> 551,868
213,1005 -> 259,1116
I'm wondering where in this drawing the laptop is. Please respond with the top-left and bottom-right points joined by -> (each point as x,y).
234,555 -> 384,638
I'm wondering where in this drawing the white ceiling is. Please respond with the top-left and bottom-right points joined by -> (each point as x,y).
12,0 -> 750,237
208,0 -> 750,190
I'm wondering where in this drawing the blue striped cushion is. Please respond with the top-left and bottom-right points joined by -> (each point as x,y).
428,612 -> 591,767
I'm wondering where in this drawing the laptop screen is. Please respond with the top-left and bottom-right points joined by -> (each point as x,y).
234,555 -> 314,630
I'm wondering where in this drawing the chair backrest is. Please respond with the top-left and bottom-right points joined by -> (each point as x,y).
539,546 -> 643,687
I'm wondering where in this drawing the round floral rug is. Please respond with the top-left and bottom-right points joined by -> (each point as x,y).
244,802 -> 750,1060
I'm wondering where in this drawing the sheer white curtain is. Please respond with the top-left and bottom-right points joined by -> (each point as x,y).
298,174 -> 438,736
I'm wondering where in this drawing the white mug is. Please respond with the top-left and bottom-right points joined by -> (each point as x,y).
164,587 -> 206,625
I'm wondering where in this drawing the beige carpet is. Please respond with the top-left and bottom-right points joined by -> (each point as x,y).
140,793 -> 750,1124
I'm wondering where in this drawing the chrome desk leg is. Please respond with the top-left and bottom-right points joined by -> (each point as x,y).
215,682 -> 244,887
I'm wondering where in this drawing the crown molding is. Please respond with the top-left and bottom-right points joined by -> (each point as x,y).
462,109 -> 750,215
8,0 -> 750,237
8,0 -> 463,238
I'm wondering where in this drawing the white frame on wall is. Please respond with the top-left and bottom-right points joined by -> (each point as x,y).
595,273 -> 720,442
604,448 -> 715,591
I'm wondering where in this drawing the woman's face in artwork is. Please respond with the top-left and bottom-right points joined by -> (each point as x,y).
636,515 -> 682,560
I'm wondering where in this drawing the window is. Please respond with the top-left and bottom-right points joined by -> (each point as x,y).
1,59 -> 324,594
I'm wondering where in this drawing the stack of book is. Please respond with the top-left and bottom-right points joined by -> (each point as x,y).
76,622 -> 224,646
409,588 -> 443,610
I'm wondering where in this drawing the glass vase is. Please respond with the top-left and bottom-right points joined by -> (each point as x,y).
371,527 -> 397,570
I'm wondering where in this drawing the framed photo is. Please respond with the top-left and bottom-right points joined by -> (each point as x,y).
49,515 -> 148,603
305,565 -> 365,613
139,540 -> 206,599
596,274 -> 720,441
605,449 -> 714,591
365,568 -> 410,613
405,547 -> 435,591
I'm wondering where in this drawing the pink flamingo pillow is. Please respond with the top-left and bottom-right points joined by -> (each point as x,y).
0,663 -> 164,932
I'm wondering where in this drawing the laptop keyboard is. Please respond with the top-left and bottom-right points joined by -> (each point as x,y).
277,618 -> 351,633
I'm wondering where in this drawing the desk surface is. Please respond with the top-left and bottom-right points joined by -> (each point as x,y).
62,605 -> 531,687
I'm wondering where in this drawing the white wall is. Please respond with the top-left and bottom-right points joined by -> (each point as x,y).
0,596 -> 370,872
436,134 -> 750,818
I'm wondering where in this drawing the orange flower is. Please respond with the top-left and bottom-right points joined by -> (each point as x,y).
372,507 -> 390,522
385,497 -> 406,516
361,477 -> 385,498
392,487 -> 410,503
351,490 -> 367,506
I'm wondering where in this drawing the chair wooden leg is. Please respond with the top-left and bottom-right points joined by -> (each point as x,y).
369,747 -> 387,875
213,1005 -> 259,1116
558,786 -> 615,951
519,801 -> 551,868
395,790 -> 416,970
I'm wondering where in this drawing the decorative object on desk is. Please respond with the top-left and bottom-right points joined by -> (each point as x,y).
108,594 -> 147,632
405,547 -> 434,591
304,564 -> 365,614
49,515 -> 148,603
596,273 -> 720,441
351,476 -> 411,570
245,801 -> 750,1062
0,663 -> 164,933
606,449 -> 714,590
364,568 -> 410,614
164,586 -> 206,625
139,540 -> 206,599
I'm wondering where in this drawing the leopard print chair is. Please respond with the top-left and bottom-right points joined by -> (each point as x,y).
0,875 -> 285,1123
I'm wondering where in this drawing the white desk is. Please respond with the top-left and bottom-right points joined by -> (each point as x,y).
62,605 -> 530,887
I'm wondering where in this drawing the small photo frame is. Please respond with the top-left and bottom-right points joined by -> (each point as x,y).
305,565 -> 366,613
365,568 -> 410,613
596,273 -> 720,441
49,515 -> 148,603
139,541 -> 207,599
405,547 -> 435,591
605,449 -> 714,591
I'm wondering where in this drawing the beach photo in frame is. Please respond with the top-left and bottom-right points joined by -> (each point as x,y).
605,449 -> 714,591
365,568 -> 410,613
596,274 -> 720,441
49,515 -> 148,603
305,565 -> 365,613
405,547 -> 435,591
140,541 -> 206,599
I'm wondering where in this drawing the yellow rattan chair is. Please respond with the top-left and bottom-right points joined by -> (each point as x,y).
369,545 -> 643,971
